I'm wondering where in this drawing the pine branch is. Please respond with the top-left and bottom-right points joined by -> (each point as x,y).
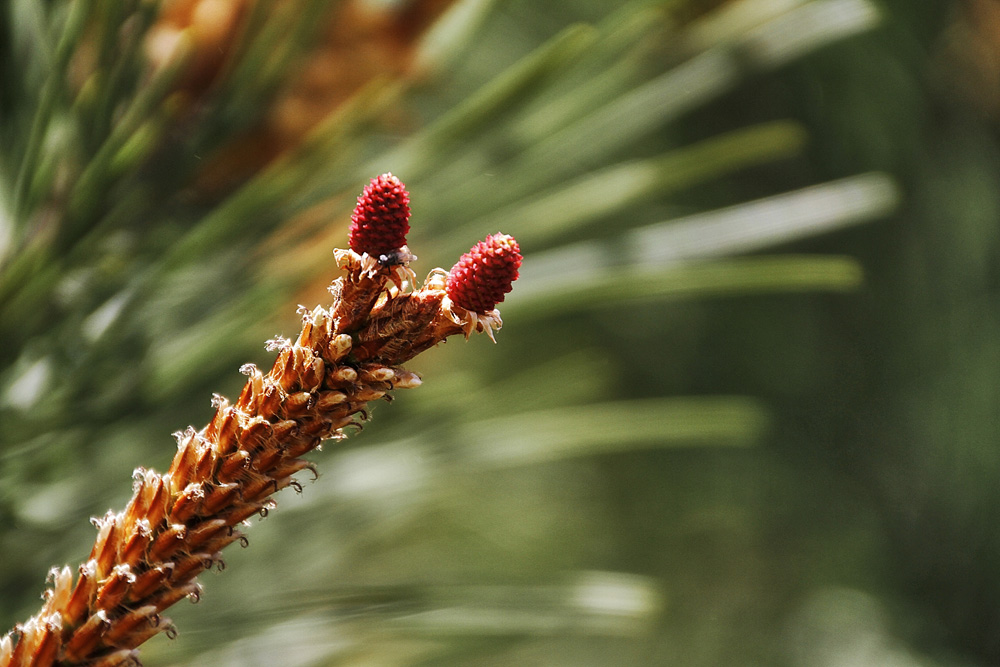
0,176 -> 521,667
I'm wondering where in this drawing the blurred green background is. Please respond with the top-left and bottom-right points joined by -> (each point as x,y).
2,0 -> 998,664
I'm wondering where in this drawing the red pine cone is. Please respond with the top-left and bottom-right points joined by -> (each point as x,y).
349,173 -> 410,256
447,233 -> 522,313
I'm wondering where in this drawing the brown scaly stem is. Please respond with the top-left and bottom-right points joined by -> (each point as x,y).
0,176 -> 521,667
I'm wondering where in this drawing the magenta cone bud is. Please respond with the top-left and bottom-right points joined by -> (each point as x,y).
446,233 -> 522,313
349,173 -> 410,256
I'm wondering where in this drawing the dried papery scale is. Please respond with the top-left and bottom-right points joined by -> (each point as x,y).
2,177 -> 520,667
